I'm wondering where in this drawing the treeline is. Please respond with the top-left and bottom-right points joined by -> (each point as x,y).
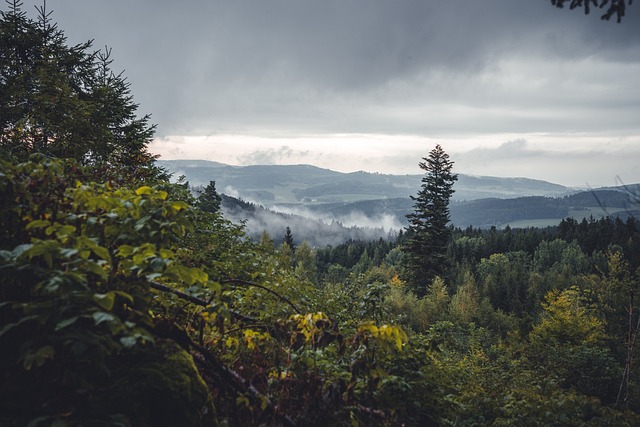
314,215 -> 640,286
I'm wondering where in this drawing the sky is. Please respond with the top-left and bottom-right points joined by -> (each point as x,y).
23,1 -> 640,187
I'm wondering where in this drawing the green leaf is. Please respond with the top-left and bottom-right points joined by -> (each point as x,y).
169,201 -> 189,211
92,311 -> 115,326
24,240 -> 59,268
23,345 -> 55,370
91,245 -> 111,262
159,248 -> 174,259
117,244 -> 134,257
60,248 -> 79,259
93,292 -> 116,311
164,264 -> 209,285
114,291 -> 134,304
0,315 -> 38,337
55,316 -> 79,331
208,280 -> 222,294
45,224 -> 76,238
78,236 -> 112,263
135,215 -> 151,231
120,335 -> 138,348
25,219 -> 51,230
11,243 -> 32,258
84,260 -> 108,279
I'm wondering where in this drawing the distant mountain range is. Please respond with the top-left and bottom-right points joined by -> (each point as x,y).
157,160 -> 640,245
158,159 -> 576,203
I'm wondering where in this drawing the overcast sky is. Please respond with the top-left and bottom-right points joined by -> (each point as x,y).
25,1 -> 640,187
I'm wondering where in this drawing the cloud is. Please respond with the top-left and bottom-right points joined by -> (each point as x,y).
270,204 -> 404,232
41,0 -> 640,137
237,145 -> 311,165
21,0 -> 640,188
454,137 -> 640,187
464,139 -> 537,160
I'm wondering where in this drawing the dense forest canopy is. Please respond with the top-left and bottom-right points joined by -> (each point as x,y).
2,2 -> 640,426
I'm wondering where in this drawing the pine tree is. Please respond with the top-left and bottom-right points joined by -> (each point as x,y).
196,181 -> 222,213
402,145 -> 457,296
283,226 -> 295,252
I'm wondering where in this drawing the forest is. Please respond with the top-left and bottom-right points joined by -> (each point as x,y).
2,2 -> 640,426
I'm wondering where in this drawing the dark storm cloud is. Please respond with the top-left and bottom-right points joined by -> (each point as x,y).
0,0 -> 635,189
32,0 -> 638,137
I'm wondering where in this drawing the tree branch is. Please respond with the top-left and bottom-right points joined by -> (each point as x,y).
221,278 -> 301,314
190,340 -> 297,427
148,280 -> 258,324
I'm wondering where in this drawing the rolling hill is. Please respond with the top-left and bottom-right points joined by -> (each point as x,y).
158,160 -> 575,205
158,160 -> 640,242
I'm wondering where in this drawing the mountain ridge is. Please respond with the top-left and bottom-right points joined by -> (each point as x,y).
157,159 -> 579,205
157,159 -> 639,245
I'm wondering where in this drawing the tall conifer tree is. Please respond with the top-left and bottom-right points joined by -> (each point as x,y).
0,2 -> 157,179
402,144 -> 457,296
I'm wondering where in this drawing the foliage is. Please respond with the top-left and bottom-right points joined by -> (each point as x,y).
0,157 -> 216,425
4,158 -> 640,425
528,287 -> 618,401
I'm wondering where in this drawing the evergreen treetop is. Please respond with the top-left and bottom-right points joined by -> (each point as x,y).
196,180 -> 222,213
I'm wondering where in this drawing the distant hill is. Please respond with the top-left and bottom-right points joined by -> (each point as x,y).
157,160 -> 575,205
291,190 -> 640,230
159,160 -> 639,239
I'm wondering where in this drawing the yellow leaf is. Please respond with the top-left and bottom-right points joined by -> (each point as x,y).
169,201 -> 189,211
135,186 -> 153,195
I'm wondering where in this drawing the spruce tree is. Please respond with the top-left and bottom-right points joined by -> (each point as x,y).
402,144 -> 457,296
196,181 -> 222,213
283,226 -> 295,251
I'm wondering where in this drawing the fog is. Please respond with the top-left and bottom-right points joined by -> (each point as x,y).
221,197 -> 398,247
